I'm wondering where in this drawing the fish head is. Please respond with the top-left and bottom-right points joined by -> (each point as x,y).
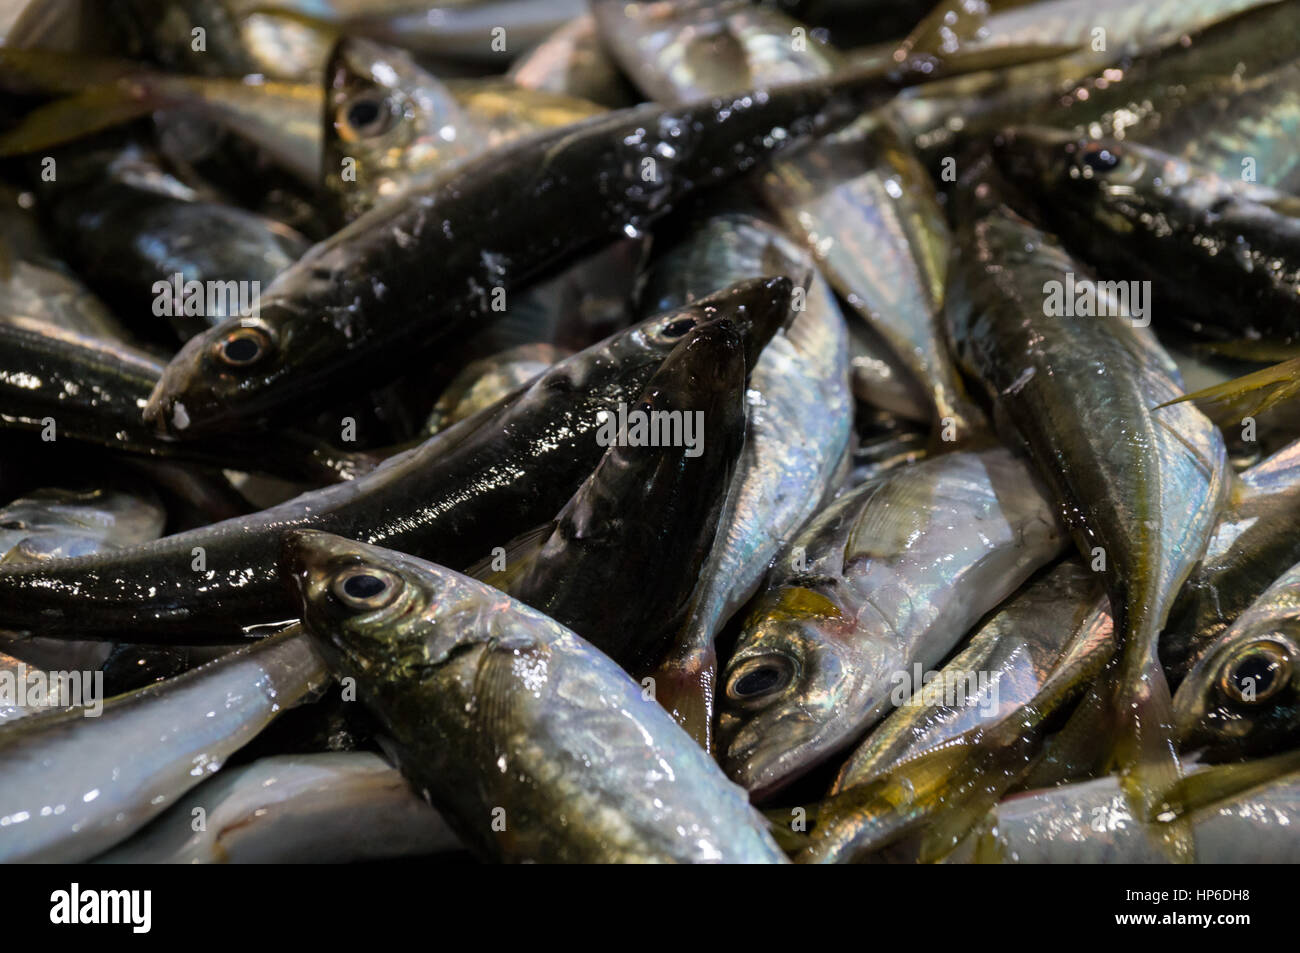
324,37 -> 481,220
281,530 -> 450,690
1173,616 -> 1300,761
692,275 -> 792,371
142,311 -> 287,435
717,586 -> 863,800
994,126 -> 1160,222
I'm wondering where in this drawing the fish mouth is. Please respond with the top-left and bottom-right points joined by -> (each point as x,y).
142,335 -> 209,437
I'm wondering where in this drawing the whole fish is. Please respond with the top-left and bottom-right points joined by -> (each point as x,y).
141,53 -> 964,435
995,128 -> 1300,362
423,343 -> 568,436
483,314 -> 756,673
95,751 -> 461,863
0,185 -> 130,339
638,210 -> 852,748
37,140 -> 309,342
0,484 -> 165,564
1162,439 -> 1300,682
946,158 -> 1229,857
0,316 -> 373,483
593,0 -> 980,437
0,627 -> 327,862
284,530 -> 789,863
956,770 -> 1300,863
717,446 -> 1067,799
507,12 -> 636,108
0,281 -> 787,640
1173,560 -> 1300,760
831,560 -> 1114,793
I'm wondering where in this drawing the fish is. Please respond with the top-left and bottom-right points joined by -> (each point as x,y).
0,484 -> 165,564
0,281 -> 786,641
506,12 -> 636,108
322,37 -> 487,226
36,139 -> 309,342
717,446 -> 1068,800
1161,438 -> 1300,682
0,627 -> 327,862
955,768 -> 1300,863
283,530 -> 789,863
140,51 -> 974,435
0,184 -> 131,339
482,308 -> 762,674
1173,560 -> 1300,761
831,560 -> 1114,793
637,210 -> 852,749
945,157 -> 1229,859
0,316 -> 375,483
423,343 -> 569,436
593,0 -> 981,437
94,751 -> 462,863
995,128 -> 1300,362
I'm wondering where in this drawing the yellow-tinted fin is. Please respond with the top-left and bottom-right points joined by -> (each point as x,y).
1156,356 -> 1300,428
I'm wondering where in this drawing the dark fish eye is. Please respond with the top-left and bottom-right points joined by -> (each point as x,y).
660,317 -> 696,340
213,325 -> 274,369
726,655 -> 795,704
339,92 -> 395,138
1079,144 -> 1121,173
1220,639 -> 1294,705
331,566 -> 403,611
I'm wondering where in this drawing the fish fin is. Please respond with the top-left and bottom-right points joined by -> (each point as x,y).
464,522 -> 555,587
1152,748 -> 1300,823
1155,356 -> 1300,428
0,85 -> 163,157
643,642 -> 717,752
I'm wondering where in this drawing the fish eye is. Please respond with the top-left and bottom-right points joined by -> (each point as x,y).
339,92 -> 395,138
1078,143 -> 1121,174
331,565 -> 403,611
1219,639 -> 1294,705
213,324 -> 274,369
726,654 -> 796,705
657,316 -> 697,341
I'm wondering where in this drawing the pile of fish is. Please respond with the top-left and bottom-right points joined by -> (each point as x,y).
1,0 -> 1299,864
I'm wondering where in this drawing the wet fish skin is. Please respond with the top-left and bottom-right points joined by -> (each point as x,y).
831,560 -> 1113,793
638,210 -> 852,748
0,185 -> 131,339
0,316 -> 370,484
1173,560 -> 1300,761
717,446 -> 1067,800
492,314 -> 758,672
995,128 -> 1300,361
0,485 -> 165,565
957,770 -> 1300,863
424,343 -> 569,436
284,531 -> 789,863
94,751 -> 461,863
142,57 -> 943,435
0,627 -> 327,862
1162,439 -> 1300,682
0,281 -> 782,641
945,158 -> 1229,853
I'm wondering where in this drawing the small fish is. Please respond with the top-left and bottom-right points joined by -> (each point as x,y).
637,210 -> 852,749
94,751 -> 461,863
0,485 -> 165,565
717,446 -> 1067,799
284,530 -> 789,863
946,157 -> 1229,859
995,128 -> 1300,362
0,627 -> 327,862
1173,560 -> 1300,761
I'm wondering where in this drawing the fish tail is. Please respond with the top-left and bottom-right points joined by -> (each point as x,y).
1154,356 -> 1300,427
